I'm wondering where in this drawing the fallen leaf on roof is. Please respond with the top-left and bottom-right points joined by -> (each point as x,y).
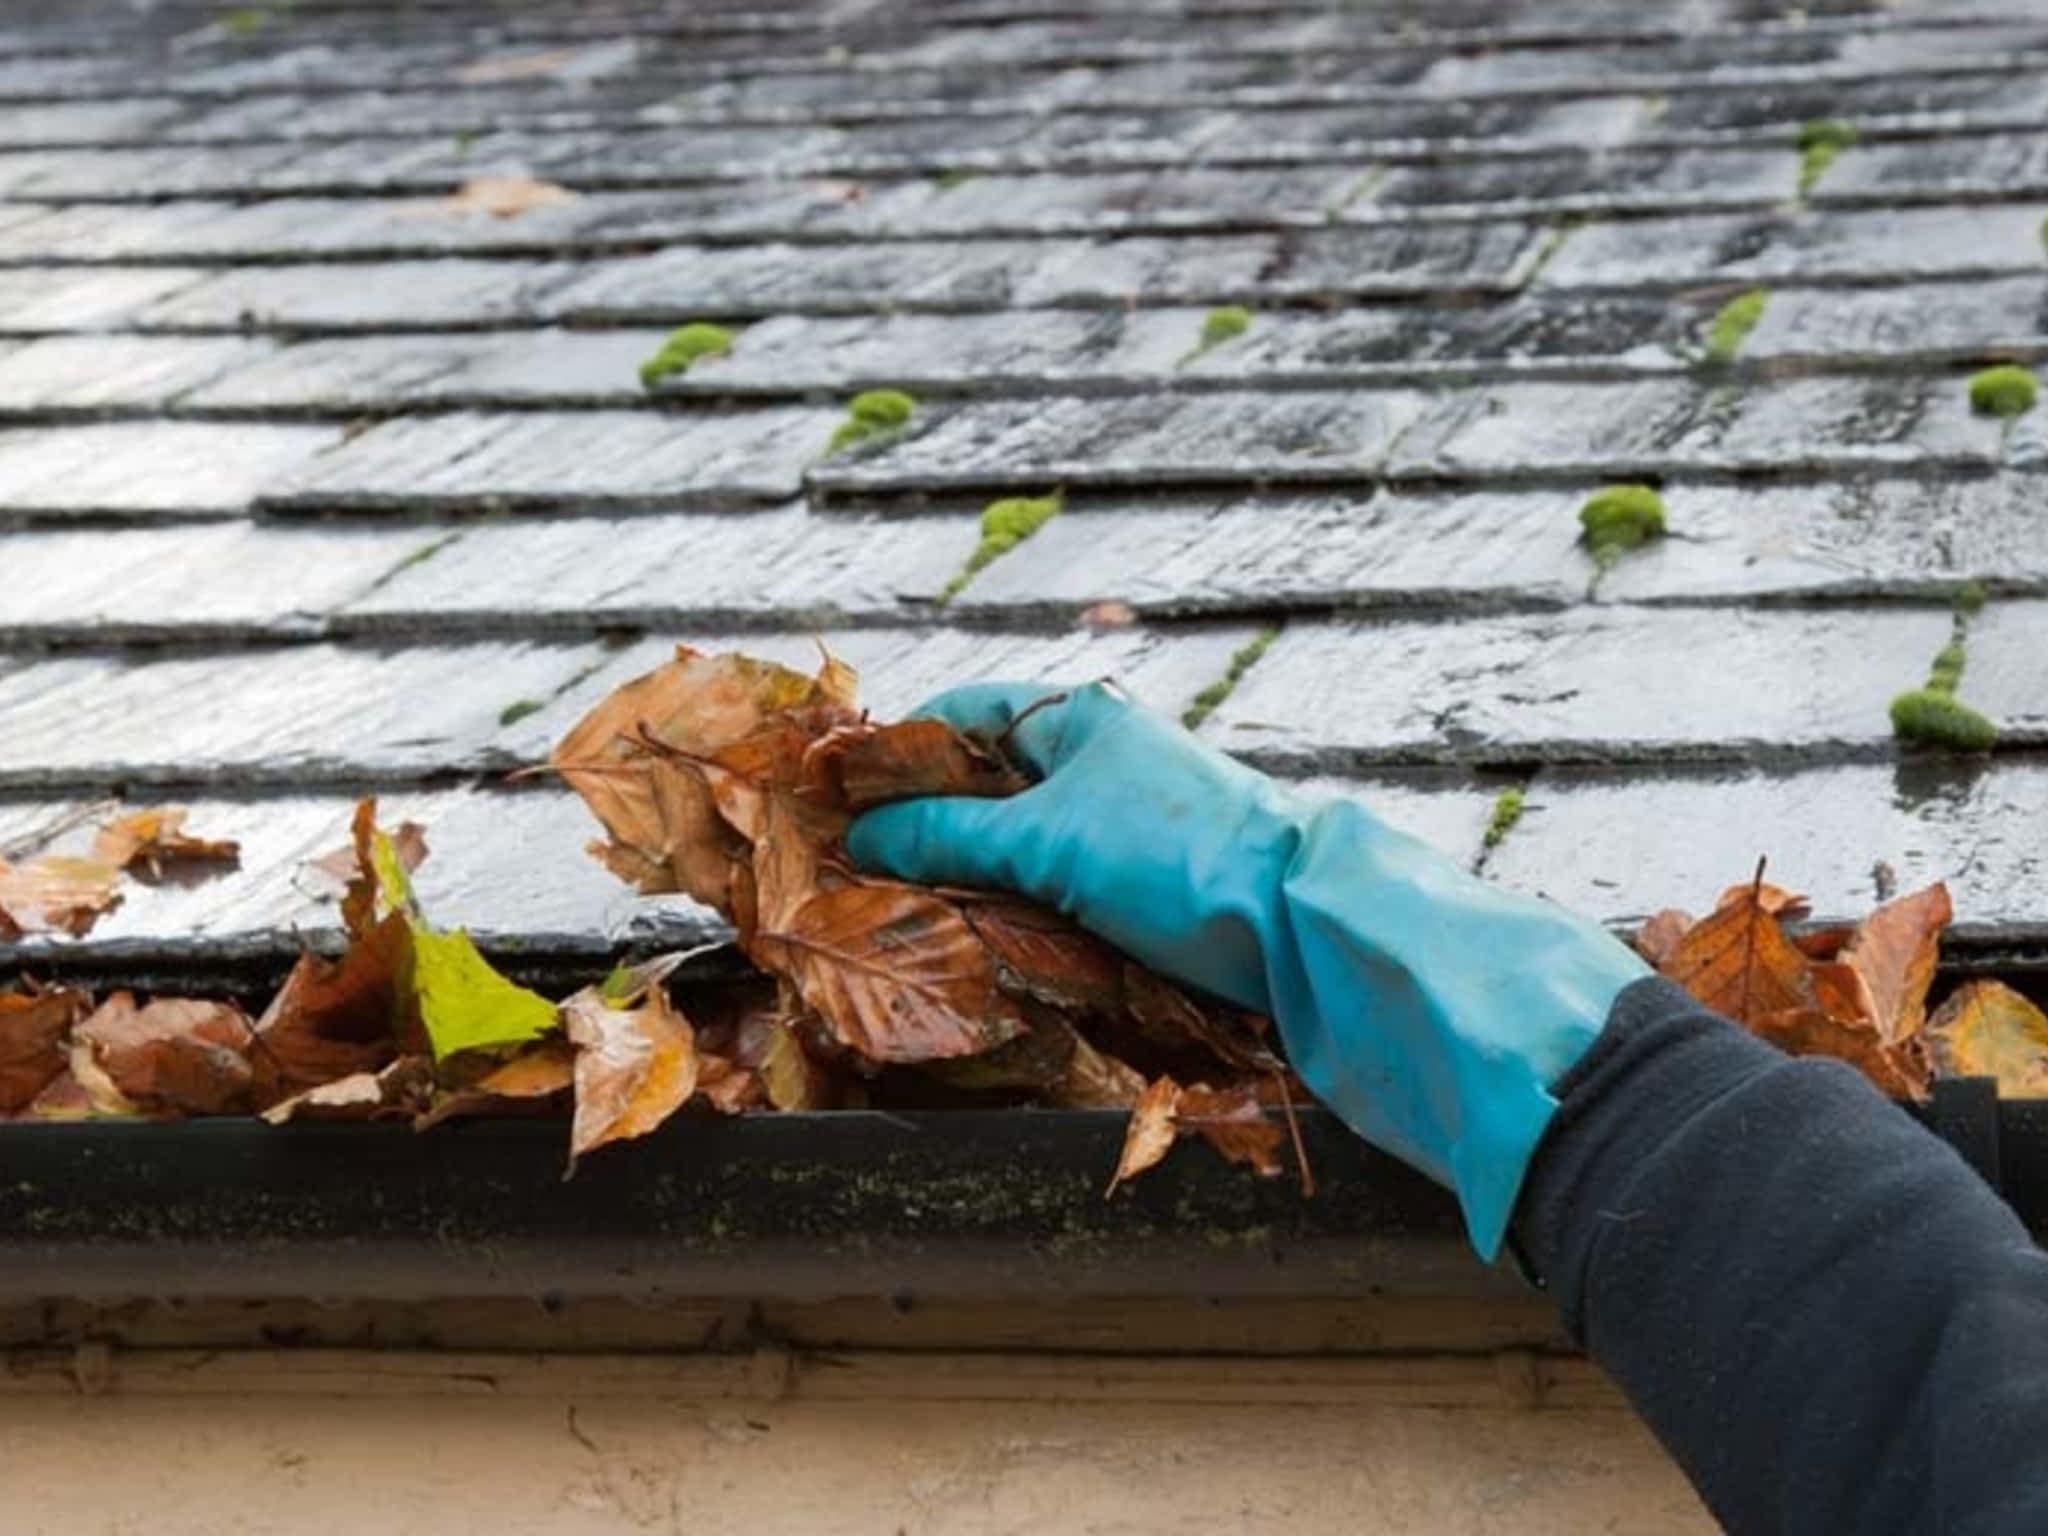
306,815 -> 427,903
91,807 -> 239,881
1927,982 -> 2048,1097
442,175 -> 577,219
454,47 -> 587,84
1080,600 -> 1139,632
0,982 -> 91,1112
0,854 -> 122,937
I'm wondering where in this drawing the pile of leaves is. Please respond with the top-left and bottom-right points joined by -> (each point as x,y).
0,649 -> 1305,1191
5,647 -> 2048,1188
1640,866 -> 2048,1101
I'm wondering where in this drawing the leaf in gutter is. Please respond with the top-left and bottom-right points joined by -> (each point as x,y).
411,925 -> 559,1062
252,917 -> 408,1095
1926,981 -> 2048,1096
413,1039 -> 574,1129
1109,1076 -> 1182,1194
0,854 -> 122,937
76,993 -> 258,1116
1659,883 -> 1814,1027
732,1008 -> 837,1111
1715,880 -> 1809,919
91,807 -> 239,882
1174,1081 -> 1286,1179
262,1056 -> 435,1124
563,981 -> 699,1170
1634,909 -> 1695,967
0,982 -> 91,1112
1841,882 -> 1951,1045
443,175 -> 577,219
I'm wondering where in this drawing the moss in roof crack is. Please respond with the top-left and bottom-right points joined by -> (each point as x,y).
638,322 -> 736,389
498,699 -> 546,728
1794,118 -> 1856,198
1481,787 -> 1526,851
220,6 -> 272,34
827,388 -> 918,456
1181,626 -> 1280,731
1891,597 -> 1997,753
1967,364 -> 2038,419
1578,483 -> 1667,569
931,167 -> 981,191
1702,288 -> 1768,367
1955,579 -> 1988,615
936,491 -> 1063,603
1179,306 -> 1254,368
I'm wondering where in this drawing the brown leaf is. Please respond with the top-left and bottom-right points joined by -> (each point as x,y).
1174,1081 -> 1286,1179
443,175 -> 577,219
749,881 -> 1026,1063
0,982 -> 91,1112
309,813 -> 426,910
1793,924 -> 1857,961
1716,880 -> 1810,919
1841,882 -> 1952,1046
821,718 -> 1028,811
1122,963 -> 1275,1075
0,854 -> 122,937
1051,1031 -> 1147,1109
562,981 -> 699,1170
251,917 -> 408,1096
454,47 -> 586,83
553,647 -> 856,911
1079,600 -> 1139,632
262,1057 -> 435,1125
1634,909 -> 1694,967
91,807 -> 239,881
1109,1076 -> 1181,1194
76,993 -> 257,1115
1927,981 -> 2048,1096
959,895 -> 1127,1015
414,1039 -> 575,1129
694,1050 -> 764,1114
733,1009 -> 837,1111
1753,1003 -> 1930,1102
1659,884 -> 1814,1027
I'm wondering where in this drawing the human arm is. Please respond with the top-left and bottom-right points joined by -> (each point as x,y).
849,680 -> 2048,1535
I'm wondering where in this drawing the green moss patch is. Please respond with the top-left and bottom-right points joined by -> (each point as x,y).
1702,288 -> 1768,366
1795,118 -> 1856,197
1890,689 -> 1997,753
1967,364 -> 2038,418
498,698 -> 545,728
638,322 -> 736,388
937,492 -> 1063,602
1578,483 -> 1667,566
220,6 -> 272,34
1178,306 -> 1255,368
1182,626 -> 1279,730
1482,787 -> 1526,851
827,388 -> 918,456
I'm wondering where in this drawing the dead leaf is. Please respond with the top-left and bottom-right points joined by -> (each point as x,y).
1927,981 -> 2048,1096
1174,1081 -> 1286,1178
262,1057 -> 435,1124
454,47 -> 586,84
0,982 -> 90,1111
443,175 -> 577,219
750,881 -> 1026,1063
252,919 -> 408,1096
1052,1031 -> 1147,1109
1079,600 -> 1139,632
76,993 -> 257,1116
0,854 -> 122,937
1634,909 -> 1694,967
414,1039 -> 575,1129
821,718 -> 1029,811
1660,883 -> 1814,1027
91,807 -> 239,881
960,896 -> 1126,1016
1109,1076 -> 1181,1194
1716,880 -> 1810,918
307,817 -> 426,905
563,980 -> 699,1170
732,1009 -> 836,1111
1841,883 -> 1952,1045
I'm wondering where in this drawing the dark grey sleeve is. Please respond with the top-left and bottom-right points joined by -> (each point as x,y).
1514,975 -> 2048,1536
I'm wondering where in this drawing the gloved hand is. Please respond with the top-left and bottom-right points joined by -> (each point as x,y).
847,680 -> 1648,1260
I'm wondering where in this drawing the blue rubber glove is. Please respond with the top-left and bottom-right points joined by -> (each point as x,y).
847,680 -> 1649,1260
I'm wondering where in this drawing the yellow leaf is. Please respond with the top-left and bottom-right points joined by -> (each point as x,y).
1928,981 -> 2048,1096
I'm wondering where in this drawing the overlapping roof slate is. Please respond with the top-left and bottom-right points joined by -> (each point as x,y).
0,0 -> 2043,975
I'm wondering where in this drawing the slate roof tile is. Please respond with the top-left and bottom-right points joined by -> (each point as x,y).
0,0 -> 2043,970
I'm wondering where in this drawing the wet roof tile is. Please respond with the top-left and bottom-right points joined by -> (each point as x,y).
1,0 -> 2044,966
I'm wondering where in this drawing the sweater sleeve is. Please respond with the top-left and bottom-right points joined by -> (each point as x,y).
1514,975 -> 2048,1536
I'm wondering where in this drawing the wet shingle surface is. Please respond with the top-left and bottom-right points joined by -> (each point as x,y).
1,0 -> 2044,965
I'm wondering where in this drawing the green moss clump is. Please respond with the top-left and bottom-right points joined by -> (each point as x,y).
220,6 -> 271,34
1702,288 -> 1768,366
1180,306 -> 1254,367
937,491 -> 1064,602
931,168 -> 980,191
1578,484 -> 1667,565
1796,118 -> 1856,196
1927,638 -> 1966,695
827,388 -> 918,456
1482,787 -> 1526,850
1955,580 -> 1988,615
1181,626 -> 1279,730
1967,364 -> 2038,419
638,322 -> 736,388
1889,689 -> 1997,752
498,698 -> 545,727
